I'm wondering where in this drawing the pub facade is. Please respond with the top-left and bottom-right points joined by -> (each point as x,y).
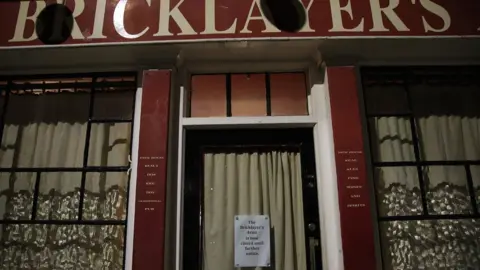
0,0 -> 480,269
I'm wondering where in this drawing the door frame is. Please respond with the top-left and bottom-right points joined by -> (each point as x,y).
182,128 -> 321,269
174,63 -> 344,270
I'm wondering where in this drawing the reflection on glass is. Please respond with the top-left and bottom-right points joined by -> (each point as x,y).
411,84 -> 480,161
93,91 -> 135,120
270,73 -> 308,116
0,93 -> 90,168
470,165 -> 480,210
88,123 -> 131,167
369,117 -> 415,162
364,84 -> 409,115
231,74 -> 266,116
36,172 -> 81,220
190,75 -> 227,117
0,224 -> 124,269
380,219 -> 480,270
375,167 -> 422,216
0,172 -> 36,220
83,172 -> 128,220
423,166 -> 472,215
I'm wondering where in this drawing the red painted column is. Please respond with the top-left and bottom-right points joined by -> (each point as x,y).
132,70 -> 171,270
327,67 -> 377,270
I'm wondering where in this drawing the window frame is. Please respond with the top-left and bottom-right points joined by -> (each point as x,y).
0,71 -> 138,269
188,71 -> 309,118
182,128 -> 321,269
359,65 -> 480,269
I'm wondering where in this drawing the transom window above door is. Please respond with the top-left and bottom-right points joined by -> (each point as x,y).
189,73 -> 309,117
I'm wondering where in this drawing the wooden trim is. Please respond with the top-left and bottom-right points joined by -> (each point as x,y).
327,66 -> 377,270
182,116 -> 316,129
132,70 -> 172,270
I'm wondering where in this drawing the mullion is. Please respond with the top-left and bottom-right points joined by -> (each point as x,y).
78,76 -> 97,221
265,73 -> 272,116
465,165 -> 479,215
379,214 -> 480,222
374,160 -> 480,167
0,82 -> 10,149
403,72 -> 429,216
226,74 -> 232,117
0,220 -> 125,225
30,172 -> 41,220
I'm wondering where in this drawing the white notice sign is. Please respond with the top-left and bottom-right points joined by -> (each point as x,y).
234,215 -> 271,267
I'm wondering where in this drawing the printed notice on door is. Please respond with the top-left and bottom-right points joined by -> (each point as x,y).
234,215 -> 270,267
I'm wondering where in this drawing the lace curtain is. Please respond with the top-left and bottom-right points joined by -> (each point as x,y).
203,150 -> 306,270
369,83 -> 480,270
0,92 -> 132,269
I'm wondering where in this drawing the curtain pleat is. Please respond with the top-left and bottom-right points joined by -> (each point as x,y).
203,150 -> 306,270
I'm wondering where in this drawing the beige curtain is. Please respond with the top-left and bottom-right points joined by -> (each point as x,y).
0,93 -> 131,269
371,84 -> 480,270
203,150 -> 306,270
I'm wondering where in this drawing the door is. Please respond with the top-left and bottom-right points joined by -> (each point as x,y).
183,128 -> 321,270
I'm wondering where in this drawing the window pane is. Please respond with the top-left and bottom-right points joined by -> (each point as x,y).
88,123 -> 131,166
83,172 -> 128,220
270,73 -> 308,116
0,224 -> 125,269
37,172 -> 81,220
412,84 -> 480,161
380,219 -> 480,270
375,167 -> 422,216
369,117 -> 415,162
203,150 -> 306,269
423,166 -> 472,215
93,90 -> 135,120
231,74 -> 266,116
0,93 -> 89,168
471,165 -> 480,210
0,172 -> 35,220
364,84 -> 409,115
191,75 -> 226,117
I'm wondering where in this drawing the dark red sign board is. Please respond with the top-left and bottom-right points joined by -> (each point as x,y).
0,0 -> 479,47
327,66 -> 377,270
132,70 -> 171,270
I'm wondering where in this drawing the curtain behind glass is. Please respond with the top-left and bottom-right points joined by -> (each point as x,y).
203,150 -> 306,270
0,93 -> 131,269
370,84 -> 480,270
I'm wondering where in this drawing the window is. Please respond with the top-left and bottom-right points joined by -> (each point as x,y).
0,73 -> 136,269
189,73 -> 308,117
362,67 -> 480,270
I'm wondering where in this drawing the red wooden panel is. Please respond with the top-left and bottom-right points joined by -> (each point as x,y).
132,70 -> 171,270
270,73 -> 308,116
231,74 -> 266,116
327,67 -> 377,270
191,75 -> 226,117
2,0 -> 480,47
